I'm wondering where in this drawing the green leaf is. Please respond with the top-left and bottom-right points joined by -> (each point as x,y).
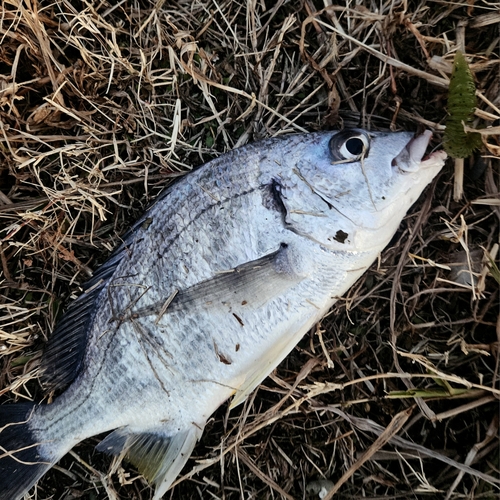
386,386 -> 470,399
11,355 -> 34,367
485,253 -> 500,285
443,51 -> 482,158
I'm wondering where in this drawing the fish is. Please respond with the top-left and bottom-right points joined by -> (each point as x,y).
0,128 -> 446,500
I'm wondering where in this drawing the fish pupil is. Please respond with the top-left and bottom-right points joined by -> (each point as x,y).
345,138 -> 364,156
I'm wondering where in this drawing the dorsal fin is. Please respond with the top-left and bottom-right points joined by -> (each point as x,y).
39,247 -> 125,392
38,192 -> 174,394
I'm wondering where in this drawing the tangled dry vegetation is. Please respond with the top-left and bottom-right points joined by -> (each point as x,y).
0,0 -> 499,499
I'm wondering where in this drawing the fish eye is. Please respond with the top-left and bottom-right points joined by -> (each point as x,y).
329,130 -> 370,162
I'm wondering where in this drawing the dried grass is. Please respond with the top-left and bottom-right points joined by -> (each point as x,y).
0,0 -> 499,499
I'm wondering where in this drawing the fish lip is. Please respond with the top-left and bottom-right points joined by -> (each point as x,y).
392,130 -> 445,174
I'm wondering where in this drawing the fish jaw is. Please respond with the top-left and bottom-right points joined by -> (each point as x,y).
392,130 -> 448,179
359,131 -> 447,248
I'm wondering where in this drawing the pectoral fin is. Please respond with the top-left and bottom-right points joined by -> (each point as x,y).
172,243 -> 303,314
97,424 -> 202,498
133,243 -> 304,319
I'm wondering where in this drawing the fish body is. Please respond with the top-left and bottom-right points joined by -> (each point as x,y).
0,129 -> 446,499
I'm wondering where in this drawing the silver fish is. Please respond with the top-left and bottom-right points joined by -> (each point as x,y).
0,129 -> 446,499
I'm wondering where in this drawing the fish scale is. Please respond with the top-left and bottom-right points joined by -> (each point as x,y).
0,129 -> 446,500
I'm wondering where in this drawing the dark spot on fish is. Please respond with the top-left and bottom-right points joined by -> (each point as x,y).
219,353 -> 231,365
142,217 -> 153,229
235,343 -> 240,351
232,313 -> 244,327
381,196 -> 386,200
333,230 -> 348,243
262,179 -> 287,219
241,300 -> 247,306
153,335 -> 164,347
213,340 -> 232,365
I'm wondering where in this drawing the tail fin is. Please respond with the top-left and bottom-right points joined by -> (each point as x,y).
0,403 -> 53,500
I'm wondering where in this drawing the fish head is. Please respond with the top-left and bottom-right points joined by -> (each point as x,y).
283,129 -> 446,252
280,129 -> 447,253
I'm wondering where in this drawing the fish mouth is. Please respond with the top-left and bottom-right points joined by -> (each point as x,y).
392,130 -> 447,174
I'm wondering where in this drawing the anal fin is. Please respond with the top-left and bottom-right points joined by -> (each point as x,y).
96,424 -> 202,499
